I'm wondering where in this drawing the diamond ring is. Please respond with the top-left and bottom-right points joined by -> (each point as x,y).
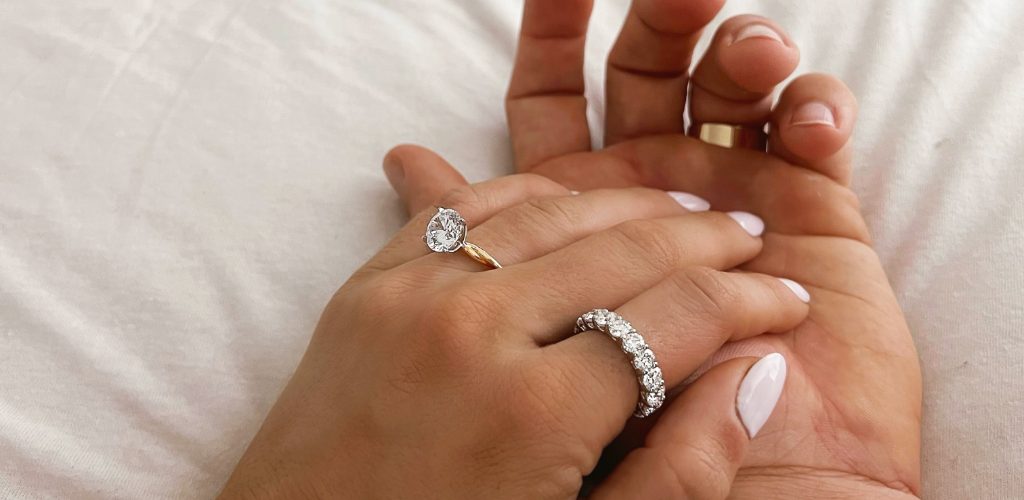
424,207 -> 502,269
575,309 -> 666,418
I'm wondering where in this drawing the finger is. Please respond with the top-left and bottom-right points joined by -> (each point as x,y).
489,211 -> 767,344
743,233 -> 888,299
590,355 -> 787,500
383,144 -> 469,215
365,173 -> 568,272
547,269 -> 804,428
769,73 -> 859,185
604,0 -> 724,145
688,15 -> 800,129
582,135 -> 872,242
607,269 -> 806,384
419,187 -> 711,273
506,0 -> 594,172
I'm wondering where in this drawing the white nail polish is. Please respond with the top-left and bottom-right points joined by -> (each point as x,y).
737,353 -> 787,438
727,211 -> 765,237
668,191 -> 710,212
778,278 -> 811,303
733,23 -> 784,45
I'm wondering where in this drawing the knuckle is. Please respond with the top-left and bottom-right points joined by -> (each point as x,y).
505,364 -> 569,432
523,196 -> 580,227
417,284 -> 498,359
508,196 -> 580,239
327,276 -> 408,335
354,280 -> 400,319
608,219 -> 681,270
673,268 -> 739,322
514,172 -> 562,192
678,438 -> 735,500
436,184 -> 482,211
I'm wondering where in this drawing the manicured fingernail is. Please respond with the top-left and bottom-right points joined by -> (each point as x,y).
737,353 -> 787,438
733,23 -> 784,45
570,190 -> 581,196
727,211 -> 765,237
790,101 -> 836,128
668,191 -> 710,212
383,156 -> 405,192
778,278 -> 811,303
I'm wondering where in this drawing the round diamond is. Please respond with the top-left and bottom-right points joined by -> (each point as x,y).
645,392 -> 664,408
633,350 -> 655,370
609,320 -> 630,339
582,312 -> 596,329
594,310 -> 611,328
425,208 -> 466,252
642,369 -> 663,391
622,333 -> 644,354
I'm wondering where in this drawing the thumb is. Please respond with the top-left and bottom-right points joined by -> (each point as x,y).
591,353 -> 788,500
383,144 -> 469,216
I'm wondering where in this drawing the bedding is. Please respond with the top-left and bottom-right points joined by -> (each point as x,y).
1,0 -> 1022,497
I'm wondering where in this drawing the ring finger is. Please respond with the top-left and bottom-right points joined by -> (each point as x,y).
548,267 -> 808,443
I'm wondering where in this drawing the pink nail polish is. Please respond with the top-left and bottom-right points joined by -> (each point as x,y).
727,211 -> 765,237
790,102 -> 836,128
668,191 -> 711,212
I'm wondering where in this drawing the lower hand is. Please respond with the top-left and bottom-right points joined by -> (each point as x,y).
220,180 -> 813,498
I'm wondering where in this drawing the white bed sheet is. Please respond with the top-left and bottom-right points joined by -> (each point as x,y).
0,0 -> 1021,498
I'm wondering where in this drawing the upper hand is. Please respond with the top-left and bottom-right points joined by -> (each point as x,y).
221,178 -> 811,498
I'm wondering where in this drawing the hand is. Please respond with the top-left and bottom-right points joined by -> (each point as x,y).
385,0 -> 922,497
219,181 -> 815,498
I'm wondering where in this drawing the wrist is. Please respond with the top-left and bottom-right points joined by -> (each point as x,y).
219,441 -> 374,500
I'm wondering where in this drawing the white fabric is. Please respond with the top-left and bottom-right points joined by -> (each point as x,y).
1,0 -> 1022,497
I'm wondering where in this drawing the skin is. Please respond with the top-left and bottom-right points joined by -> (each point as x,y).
385,0 -> 922,498
223,0 -> 922,498
221,181 -> 816,498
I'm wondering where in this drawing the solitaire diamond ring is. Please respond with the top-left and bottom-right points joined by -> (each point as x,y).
424,207 -> 502,270
575,309 -> 666,418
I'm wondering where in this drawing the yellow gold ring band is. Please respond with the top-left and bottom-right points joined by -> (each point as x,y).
692,122 -> 768,150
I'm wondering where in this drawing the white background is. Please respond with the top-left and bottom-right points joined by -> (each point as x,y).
0,0 -> 1021,497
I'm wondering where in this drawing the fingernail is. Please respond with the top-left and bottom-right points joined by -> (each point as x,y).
383,156 -> 405,192
790,101 -> 836,128
737,353 -> 787,438
778,278 -> 811,303
733,23 -> 784,45
727,211 -> 765,237
668,191 -> 710,212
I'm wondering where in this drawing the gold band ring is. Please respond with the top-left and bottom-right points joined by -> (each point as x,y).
691,122 -> 768,150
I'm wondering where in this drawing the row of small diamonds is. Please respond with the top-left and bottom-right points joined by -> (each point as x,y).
575,309 -> 666,418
